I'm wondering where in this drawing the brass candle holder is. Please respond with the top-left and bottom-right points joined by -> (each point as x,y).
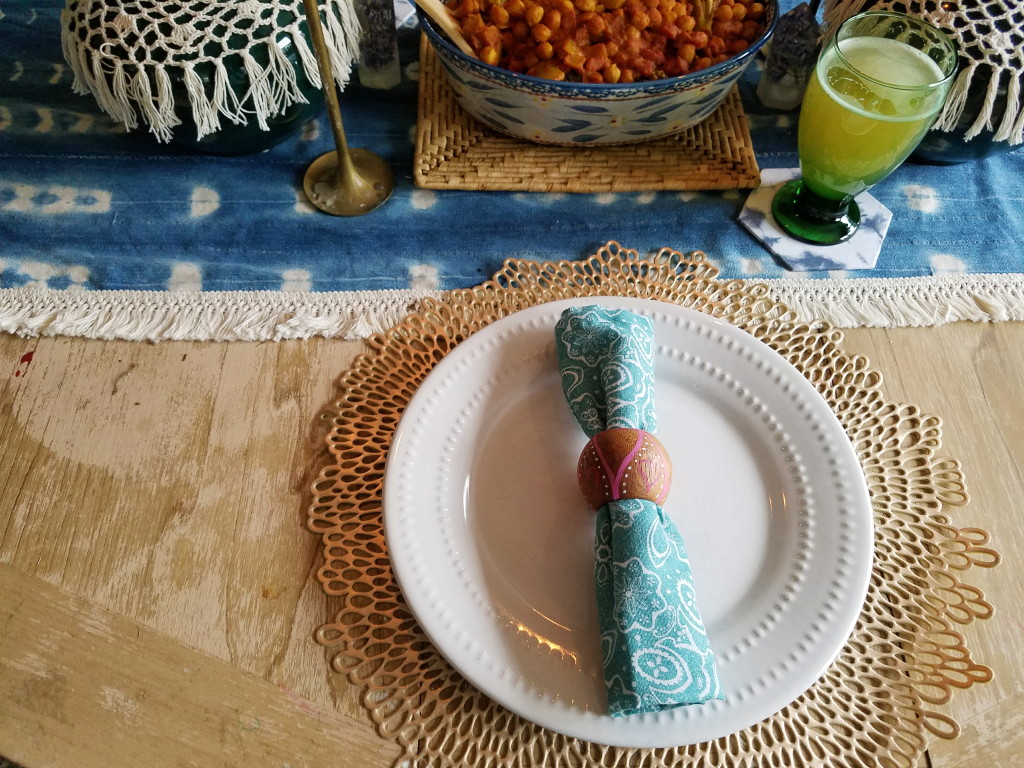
300,0 -> 394,216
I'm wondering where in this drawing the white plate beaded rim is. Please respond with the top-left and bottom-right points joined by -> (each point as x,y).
382,296 -> 874,748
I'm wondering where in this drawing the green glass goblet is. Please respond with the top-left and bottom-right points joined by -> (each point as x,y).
772,11 -> 958,245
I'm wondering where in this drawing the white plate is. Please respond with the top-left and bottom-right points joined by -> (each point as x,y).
384,297 -> 873,748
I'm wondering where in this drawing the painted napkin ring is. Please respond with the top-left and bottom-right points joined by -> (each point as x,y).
577,428 -> 672,510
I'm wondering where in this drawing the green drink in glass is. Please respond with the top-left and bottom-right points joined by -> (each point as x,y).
772,11 -> 958,245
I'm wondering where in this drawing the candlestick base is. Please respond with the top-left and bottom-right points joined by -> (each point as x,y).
303,148 -> 394,217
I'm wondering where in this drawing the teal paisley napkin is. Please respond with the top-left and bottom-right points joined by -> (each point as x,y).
555,305 -> 723,716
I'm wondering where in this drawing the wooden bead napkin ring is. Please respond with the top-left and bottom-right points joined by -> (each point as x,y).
577,428 -> 672,510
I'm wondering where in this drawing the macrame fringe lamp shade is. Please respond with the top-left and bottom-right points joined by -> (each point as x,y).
823,0 -> 1024,146
60,0 -> 362,147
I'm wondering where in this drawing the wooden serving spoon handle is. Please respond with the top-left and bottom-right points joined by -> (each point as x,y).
413,0 -> 478,59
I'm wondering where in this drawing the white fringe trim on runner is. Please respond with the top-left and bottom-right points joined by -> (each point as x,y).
756,273 -> 1024,328
0,288 -> 442,342
1,274 -> 1023,342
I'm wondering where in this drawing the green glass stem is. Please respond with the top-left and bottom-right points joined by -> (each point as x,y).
771,179 -> 862,245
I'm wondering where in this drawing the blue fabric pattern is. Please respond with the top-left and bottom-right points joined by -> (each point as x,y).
555,306 -> 722,716
1,0 -> 1022,293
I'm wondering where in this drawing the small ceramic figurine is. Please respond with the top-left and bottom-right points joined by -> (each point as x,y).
756,1 -> 822,110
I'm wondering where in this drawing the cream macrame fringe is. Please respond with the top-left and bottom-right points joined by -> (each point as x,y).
823,0 -> 1024,145
759,273 -> 1024,327
60,1 -> 361,143
1,275 -> 1022,342
0,288 -> 442,342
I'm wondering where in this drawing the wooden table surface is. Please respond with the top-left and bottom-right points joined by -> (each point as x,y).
0,320 -> 1021,768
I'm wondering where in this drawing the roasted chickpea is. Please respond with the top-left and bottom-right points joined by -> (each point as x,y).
489,4 -> 510,25
532,22 -> 552,41
480,45 -> 501,65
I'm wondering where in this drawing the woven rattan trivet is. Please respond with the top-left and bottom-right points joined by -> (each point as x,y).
414,40 -> 761,192
309,242 -> 999,768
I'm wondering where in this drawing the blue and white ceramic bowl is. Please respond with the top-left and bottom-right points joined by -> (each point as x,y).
419,3 -> 777,145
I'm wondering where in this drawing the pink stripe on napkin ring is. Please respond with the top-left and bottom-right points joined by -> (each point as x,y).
577,428 -> 673,509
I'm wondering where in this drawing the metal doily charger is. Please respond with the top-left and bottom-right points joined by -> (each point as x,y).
308,242 -> 999,768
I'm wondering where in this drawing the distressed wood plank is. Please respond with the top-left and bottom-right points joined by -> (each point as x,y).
0,322 -> 1021,768
0,564 -> 400,768
839,322 -> 1024,768
0,335 -> 368,718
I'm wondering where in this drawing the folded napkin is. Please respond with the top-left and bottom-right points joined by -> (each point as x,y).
555,305 -> 722,716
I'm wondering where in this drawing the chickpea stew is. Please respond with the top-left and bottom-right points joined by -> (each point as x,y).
446,0 -> 769,83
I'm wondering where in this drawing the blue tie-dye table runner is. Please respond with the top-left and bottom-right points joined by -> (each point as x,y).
1,0 -> 1022,340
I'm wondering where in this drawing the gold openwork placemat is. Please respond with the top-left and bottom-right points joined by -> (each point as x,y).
414,39 -> 761,192
308,242 -> 999,768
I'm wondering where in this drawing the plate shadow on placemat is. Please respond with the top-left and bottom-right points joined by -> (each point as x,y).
414,37 -> 762,193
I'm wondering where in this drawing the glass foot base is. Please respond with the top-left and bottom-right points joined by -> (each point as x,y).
771,180 -> 860,245
738,169 -> 892,272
